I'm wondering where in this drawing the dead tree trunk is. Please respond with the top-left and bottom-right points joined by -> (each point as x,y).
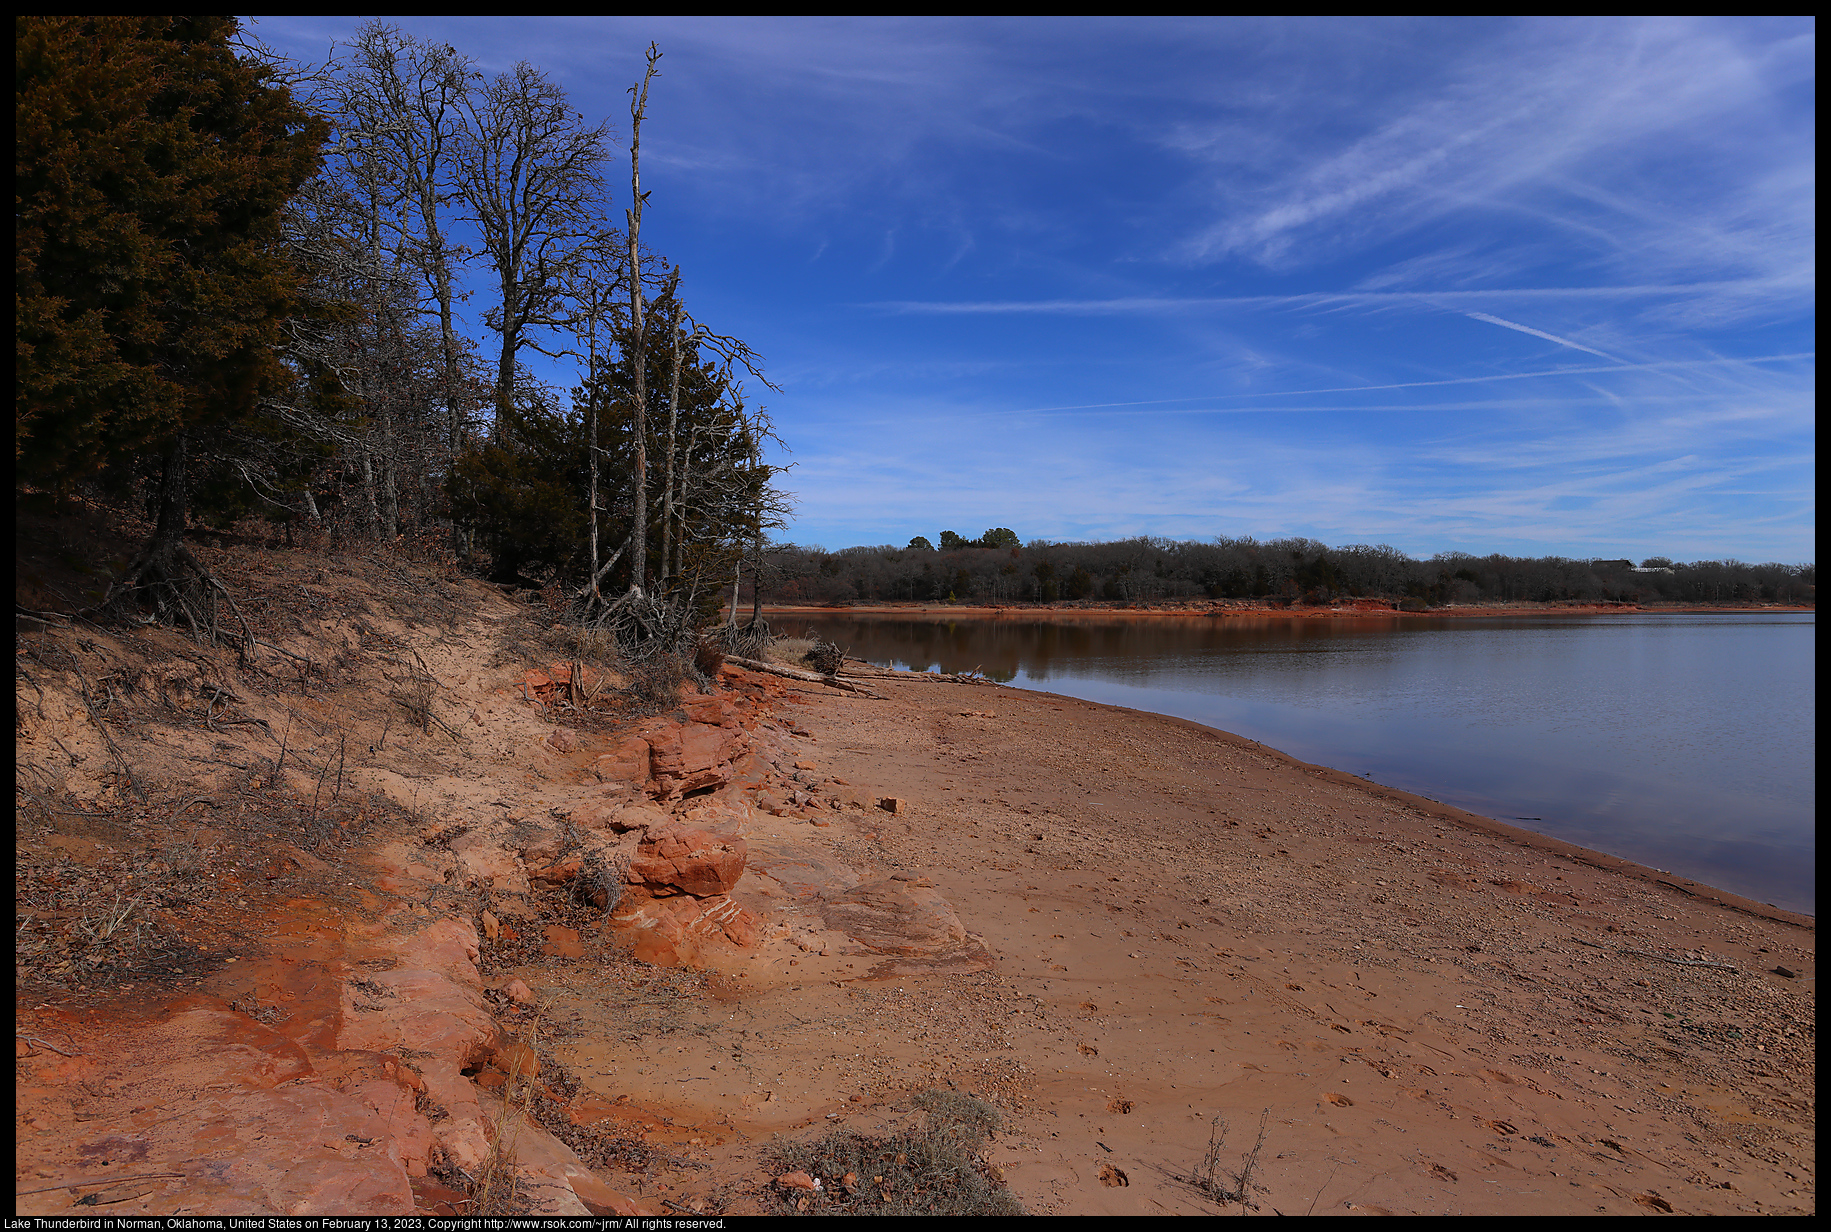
624,43 -> 661,594
661,273 -> 684,586
750,431 -> 766,626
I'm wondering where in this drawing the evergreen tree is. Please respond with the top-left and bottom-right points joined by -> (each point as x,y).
17,17 -> 325,485
446,384 -> 589,585
17,17 -> 325,630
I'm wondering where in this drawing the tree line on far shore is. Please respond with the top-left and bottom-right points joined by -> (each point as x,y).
756,536 -> 1814,609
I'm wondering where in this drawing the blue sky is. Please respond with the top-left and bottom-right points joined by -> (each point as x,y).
253,16 -> 1815,562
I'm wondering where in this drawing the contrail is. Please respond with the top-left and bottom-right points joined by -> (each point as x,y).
1464,312 -> 1622,362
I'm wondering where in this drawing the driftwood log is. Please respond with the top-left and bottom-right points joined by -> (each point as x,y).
722,655 -> 885,698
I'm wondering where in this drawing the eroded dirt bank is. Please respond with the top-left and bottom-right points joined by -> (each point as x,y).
14,537 -> 1814,1216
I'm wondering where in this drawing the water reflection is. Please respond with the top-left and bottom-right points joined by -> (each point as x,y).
791,612 -> 1815,915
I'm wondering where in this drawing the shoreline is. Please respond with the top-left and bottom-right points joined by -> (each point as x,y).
778,611 -> 1814,922
760,600 -> 1813,620
760,662 -> 1816,1213
974,682 -> 1814,931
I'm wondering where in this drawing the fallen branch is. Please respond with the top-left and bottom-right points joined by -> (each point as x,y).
843,662 -> 996,686
253,638 -> 316,667
1571,937 -> 1738,970
163,796 -> 220,826
15,605 -> 73,631
16,1033 -> 81,1056
15,1173 -> 187,1197
722,655 -> 884,698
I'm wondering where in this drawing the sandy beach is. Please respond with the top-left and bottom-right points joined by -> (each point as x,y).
698,657 -> 1815,1214
13,562 -> 1814,1216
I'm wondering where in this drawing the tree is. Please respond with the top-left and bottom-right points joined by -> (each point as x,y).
547,229 -> 629,601
337,23 -> 477,461
17,17 -> 325,484
453,59 -> 610,442
981,527 -> 1020,550
939,530 -> 968,551
446,380 -> 588,584
17,17 -> 325,629
622,43 -> 661,593
908,536 -> 935,552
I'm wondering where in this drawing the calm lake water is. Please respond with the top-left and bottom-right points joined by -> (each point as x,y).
789,612 -> 1815,915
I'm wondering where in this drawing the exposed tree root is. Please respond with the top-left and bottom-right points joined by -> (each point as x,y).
99,536 -> 254,661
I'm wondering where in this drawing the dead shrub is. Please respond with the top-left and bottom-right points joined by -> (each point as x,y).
622,652 -> 692,706
693,637 -> 726,679
767,635 -> 815,666
803,640 -> 844,676
764,1089 -> 1022,1216
1184,1108 -> 1271,1208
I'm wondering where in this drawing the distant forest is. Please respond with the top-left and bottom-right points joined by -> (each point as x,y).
758,534 -> 1813,609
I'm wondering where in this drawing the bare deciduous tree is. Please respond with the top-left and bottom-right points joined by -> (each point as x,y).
343,22 -> 476,461
454,61 -> 611,441
546,228 -> 629,602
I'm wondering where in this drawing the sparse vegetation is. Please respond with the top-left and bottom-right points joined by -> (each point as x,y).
768,635 -> 817,666
1183,1108 -> 1271,1210
763,1089 -> 1023,1216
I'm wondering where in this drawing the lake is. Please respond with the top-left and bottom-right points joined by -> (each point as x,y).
785,611 -> 1815,916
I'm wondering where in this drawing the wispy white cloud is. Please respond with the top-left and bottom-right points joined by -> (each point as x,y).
1178,19 -> 1812,260
871,281 -> 1804,314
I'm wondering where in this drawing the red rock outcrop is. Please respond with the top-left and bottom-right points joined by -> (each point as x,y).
627,824 -> 747,897
592,734 -> 652,787
819,878 -> 967,955
639,720 -> 747,799
680,695 -> 740,727
610,888 -> 760,967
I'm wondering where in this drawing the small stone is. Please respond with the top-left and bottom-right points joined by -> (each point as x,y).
480,909 -> 500,941
503,979 -> 535,1005
541,925 -> 585,958
878,797 -> 908,815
